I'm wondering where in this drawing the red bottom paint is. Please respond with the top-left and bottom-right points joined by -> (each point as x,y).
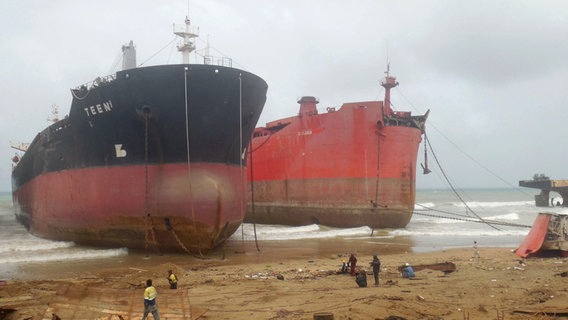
13,162 -> 248,253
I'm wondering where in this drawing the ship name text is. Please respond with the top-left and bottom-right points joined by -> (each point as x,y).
297,130 -> 312,136
84,100 -> 114,117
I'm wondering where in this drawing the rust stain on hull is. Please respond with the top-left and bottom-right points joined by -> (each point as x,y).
245,177 -> 415,228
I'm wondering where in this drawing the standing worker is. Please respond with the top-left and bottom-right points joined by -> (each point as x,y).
348,253 -> 357,276
369,255 -> 381,286
473,241 -> 480,259
142,279 -> 160,320
167,269 -> 178,289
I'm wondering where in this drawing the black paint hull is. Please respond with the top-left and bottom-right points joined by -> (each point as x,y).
12,64 -> 268,253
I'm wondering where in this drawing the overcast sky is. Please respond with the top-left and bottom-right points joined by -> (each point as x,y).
2,0 -> 568,192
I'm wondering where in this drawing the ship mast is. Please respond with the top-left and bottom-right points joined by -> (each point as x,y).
381,63 -> 399,116
47,104 -> 60,123
204,35 -> 211,65
174,16 -> 199,64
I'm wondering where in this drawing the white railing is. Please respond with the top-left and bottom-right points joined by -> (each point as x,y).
74,74 -> 117,91
203,56 -> 232,67
173,23 -> 199,38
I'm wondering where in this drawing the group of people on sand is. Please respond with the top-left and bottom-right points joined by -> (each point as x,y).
341,253 -> 415,288
141,269 -> 178,320
145,253 -> 420,318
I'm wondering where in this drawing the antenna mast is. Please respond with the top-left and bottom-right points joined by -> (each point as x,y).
174,16 -> 199,64
204,35 -> 211,65
47,104 -> 60,123
381,63 -> 399,115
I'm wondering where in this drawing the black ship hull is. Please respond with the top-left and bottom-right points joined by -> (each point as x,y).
12,64 -> 268,253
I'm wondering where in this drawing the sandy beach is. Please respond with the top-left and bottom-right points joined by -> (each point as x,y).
1,238 -> 567,320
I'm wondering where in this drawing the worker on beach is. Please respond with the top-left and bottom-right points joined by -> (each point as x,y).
348,253 -> 357,276
167,269 -> 178,289
142,279 -> 160,320
402,263 -> 415,279
473,241 -> 480,259
355,269 -> 368,287
341,260 -> 349,274
369,255 -> 381,286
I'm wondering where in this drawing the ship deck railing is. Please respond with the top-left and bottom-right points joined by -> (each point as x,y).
74,74 -> 117,92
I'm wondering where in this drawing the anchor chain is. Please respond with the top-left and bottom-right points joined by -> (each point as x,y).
170,228 -> 192,254
164,218 -> 192,254
145,214 -> 160,253
373,127 -> 381,208
181,67 -> 205,257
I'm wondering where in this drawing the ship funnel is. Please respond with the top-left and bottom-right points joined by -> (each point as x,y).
298,96 -> 319,116
122,40 -> 137,70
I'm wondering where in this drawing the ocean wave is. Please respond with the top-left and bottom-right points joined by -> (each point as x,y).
548,208 -> 568,215
0,247 -> 128,264
244,224 -> 321,236
390,228 -> 529,237
233,224 -> 372,241
484,213 -> 519,221
453,201 -> 533,208
415,202 -> 435,209
0,238 -> 75,253
410,212 -> 521,224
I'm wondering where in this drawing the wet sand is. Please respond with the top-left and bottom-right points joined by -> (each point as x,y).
1,239 -> 567,319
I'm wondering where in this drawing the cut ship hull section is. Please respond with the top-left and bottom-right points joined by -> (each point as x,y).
246,70 -> 427,229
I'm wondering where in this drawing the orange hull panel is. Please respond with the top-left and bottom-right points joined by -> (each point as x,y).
246,98 -> 426,228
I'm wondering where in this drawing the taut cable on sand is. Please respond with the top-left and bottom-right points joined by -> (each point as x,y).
247,123 -> 261,253
183,67 -> 203,257
424,133 -> 503,231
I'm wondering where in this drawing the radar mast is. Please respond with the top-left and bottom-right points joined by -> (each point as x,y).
174,16 -> 199,64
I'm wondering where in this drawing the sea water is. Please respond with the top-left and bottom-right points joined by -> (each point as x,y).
1,188 -> 566,278
0,192 -> 128,278
237,188 -> 568,252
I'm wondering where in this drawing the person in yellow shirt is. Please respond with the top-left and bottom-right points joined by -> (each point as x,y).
167,269 -> 178,289
142,279 -> 160,320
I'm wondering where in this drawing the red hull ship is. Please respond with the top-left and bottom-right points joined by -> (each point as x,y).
246,69 -> 428,228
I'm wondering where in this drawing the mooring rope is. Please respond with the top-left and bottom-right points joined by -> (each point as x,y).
373,126 -> 382,208
183,66 -> 202,257
143,109 -> 160,256
248,139 -> 261,252
238,73 -> 246,252
238,74 -> 260,252
424,133 -> 502,231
